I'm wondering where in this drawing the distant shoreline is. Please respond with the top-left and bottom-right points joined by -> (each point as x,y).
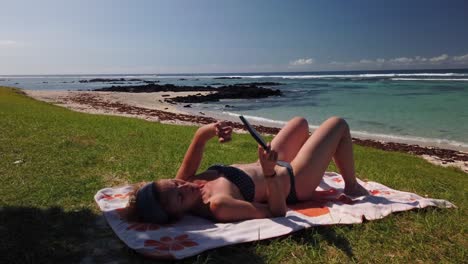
23,89 -> 467,173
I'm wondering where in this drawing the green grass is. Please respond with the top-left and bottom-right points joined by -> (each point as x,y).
0,86 -> 466,263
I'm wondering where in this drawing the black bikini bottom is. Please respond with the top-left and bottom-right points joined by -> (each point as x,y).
276,161 -> 299,204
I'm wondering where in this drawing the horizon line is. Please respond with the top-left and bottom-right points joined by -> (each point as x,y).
1,67 -> 468,77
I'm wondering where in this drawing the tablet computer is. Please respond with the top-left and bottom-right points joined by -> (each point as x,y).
239,115 -> 269,151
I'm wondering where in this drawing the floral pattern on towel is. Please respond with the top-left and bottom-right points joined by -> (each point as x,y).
289,201 -> 330,217
370,190 -> 392,196
145,234 -> 198,251
101,192 -> 130,201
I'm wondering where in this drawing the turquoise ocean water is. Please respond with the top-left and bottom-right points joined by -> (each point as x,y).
2,69 -> 467,150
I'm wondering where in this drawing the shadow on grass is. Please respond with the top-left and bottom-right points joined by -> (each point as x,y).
183,243 -> 266,264
290,226 -> 355,260
0,206 -> 97,263
0,206 -> 267,264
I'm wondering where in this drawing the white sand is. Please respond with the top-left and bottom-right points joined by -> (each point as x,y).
24,90 -> 211,124
421,155 -> 468,173
25,90 -> 201,113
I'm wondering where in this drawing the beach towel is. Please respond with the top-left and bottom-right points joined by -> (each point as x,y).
94,172 -> 454,260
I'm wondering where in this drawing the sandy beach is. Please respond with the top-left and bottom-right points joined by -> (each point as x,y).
24,89 -> 468,173
25,90 -> 214,125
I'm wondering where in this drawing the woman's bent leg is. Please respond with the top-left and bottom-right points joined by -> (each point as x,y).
270,117 -> 310,162
290,117 -> 366,200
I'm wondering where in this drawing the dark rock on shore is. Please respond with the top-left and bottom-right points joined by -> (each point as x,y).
93,83 -> 282,103
166,84 -> 282,103
94,83 -> 216,93
79,78 -> 148,83
80,78 -> 125,83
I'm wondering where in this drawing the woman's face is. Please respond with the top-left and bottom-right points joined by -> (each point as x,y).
156,179 -> 202,217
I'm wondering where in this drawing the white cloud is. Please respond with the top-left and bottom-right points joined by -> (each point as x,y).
290,58 -> 314,66
453,53 -> 468,62
359,59 -> 373,64
390,57 -> 413,63
429,54 -> 448,62
414,56 -> 427,62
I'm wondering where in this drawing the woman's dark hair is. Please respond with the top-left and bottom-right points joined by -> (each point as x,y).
125,182 -> 147,222
126,181 -> 177,224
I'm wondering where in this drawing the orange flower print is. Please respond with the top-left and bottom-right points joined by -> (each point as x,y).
145,234 -> 198,251
102,192 -> 130,201
289,201 -> 330,217
370,190 -> 391,196
289,187 -> 359,217
332,178 -> 343,183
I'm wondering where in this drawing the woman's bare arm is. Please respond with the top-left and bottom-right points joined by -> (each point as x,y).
209,195 -> 273,222
176,122 -> 232,181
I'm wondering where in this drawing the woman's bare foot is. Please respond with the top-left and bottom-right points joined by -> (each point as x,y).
344,182 -> 369,197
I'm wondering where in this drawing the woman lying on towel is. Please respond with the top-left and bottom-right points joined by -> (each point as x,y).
127,116 -> 369,224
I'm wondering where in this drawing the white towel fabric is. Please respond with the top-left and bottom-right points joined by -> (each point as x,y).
94,172 -> 454,260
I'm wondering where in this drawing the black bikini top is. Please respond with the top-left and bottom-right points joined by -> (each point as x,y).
207,164 -> 255,202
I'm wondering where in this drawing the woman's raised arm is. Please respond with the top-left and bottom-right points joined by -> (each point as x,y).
175,122 -> 232,180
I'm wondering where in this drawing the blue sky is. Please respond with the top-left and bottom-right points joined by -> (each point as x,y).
1,0 -> 468,74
